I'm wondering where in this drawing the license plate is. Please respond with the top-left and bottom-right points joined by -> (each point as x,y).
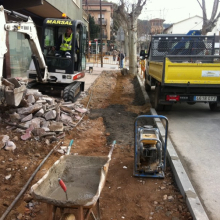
194,96 -> 217,101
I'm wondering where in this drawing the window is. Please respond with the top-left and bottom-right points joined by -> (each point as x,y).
9,32 -> 32,77
44,27 -> 55,47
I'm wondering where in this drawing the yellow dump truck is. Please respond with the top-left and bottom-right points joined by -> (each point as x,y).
140,34 -> 220,111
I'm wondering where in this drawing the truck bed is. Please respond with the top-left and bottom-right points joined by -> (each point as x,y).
149,57 -> 220,85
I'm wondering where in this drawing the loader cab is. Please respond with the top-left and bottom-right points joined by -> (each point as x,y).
42,18 -> 86,74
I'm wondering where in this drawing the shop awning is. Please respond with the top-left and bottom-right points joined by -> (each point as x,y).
1,0 -> 43,10
24,1 -> 63,18
2,0 -> 62,18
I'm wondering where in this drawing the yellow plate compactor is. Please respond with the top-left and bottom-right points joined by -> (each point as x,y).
134,115 -> 168,178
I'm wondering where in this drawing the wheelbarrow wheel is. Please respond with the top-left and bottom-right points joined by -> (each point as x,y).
60,213 -> 76,220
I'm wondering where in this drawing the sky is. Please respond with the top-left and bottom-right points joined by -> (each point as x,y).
110,0 -> 219,24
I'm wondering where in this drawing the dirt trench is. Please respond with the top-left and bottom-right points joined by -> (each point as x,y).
0,70 -> 192,220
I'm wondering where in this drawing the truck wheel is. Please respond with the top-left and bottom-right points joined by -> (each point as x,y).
145,71 -> 151,92
187,102 -> 196,105
209,102 -> 218,111
154,85 -> 164,111
145,82 -> 151,92
164,105 -> 172,111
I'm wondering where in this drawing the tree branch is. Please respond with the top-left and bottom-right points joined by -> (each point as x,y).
210,0 -> 219,22
196,0 -> 203,9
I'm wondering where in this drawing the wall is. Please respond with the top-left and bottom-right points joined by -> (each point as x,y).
46,0 -> 82,20
89,5 -> 112,41
167,17 -> 203,34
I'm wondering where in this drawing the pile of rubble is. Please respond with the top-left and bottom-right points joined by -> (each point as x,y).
1,88 -> 88,144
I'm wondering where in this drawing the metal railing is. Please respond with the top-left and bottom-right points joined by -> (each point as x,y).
86,54 -> 129,66
95,19 -> 107,25
97,34 -> 107,39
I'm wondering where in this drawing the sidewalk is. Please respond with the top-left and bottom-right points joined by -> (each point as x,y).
83,63 -> 120,91
82,62 -> 208,219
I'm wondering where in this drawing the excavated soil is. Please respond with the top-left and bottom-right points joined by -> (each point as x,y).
0,71 -> 192,220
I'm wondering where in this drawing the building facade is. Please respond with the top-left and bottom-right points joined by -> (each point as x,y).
164,16 -> 203,34
82,0 -> 113,53
1,0 -> 86,78
149,18 -> 165,35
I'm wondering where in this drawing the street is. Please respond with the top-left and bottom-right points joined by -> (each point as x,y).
157,101 -> 220,220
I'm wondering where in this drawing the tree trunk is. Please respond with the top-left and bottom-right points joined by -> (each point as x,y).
124,31 -> 129,58
128,16 -> 138,75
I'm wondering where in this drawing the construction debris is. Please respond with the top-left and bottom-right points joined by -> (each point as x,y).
3,140 -> 16,151
1,88 -> 88,143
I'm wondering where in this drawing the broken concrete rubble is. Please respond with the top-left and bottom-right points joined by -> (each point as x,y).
1,89 -> 88,143
21,114 -> 33,122
49,122 -> 64,132
44,110 -> 56,120
0,135 -> 9,148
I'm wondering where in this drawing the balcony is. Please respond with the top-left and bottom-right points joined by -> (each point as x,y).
98,34 -> 107,39
95,19 -> 107,25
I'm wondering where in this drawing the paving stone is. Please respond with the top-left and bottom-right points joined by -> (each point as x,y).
61,114 -> 73,123
17,104 -> 42,115
41,120 -> 49,128
75,107 -> 87,113
42,97 -> 55,105
34,108 -> 44,117
27,94 -> 35,104
0,135 -> 10,148
49,122 -> 64,132
44,110 -> 56,120
9,112 -> 21,122
21,114 -> 33,122
32,128 -> 46,136
26,89 -> 39,95
36,100 -> 46,104
21,132 -> 32,141
31,118 -> 41,128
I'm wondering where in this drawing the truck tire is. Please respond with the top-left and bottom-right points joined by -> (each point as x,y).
164,105 -> 172,111
187,102 -> 196,105
154,85 -> 164,111
145,71 -> 151,92
145,82 -> 151,92
209,102 -> 218,111
63,82 -> 81,103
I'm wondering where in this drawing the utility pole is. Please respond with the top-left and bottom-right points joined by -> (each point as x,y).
100,0 -> 103,67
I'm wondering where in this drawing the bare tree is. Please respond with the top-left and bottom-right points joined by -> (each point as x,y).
197,0 -> 220,34
112,4 -> 128,55
117,0 -> 147,75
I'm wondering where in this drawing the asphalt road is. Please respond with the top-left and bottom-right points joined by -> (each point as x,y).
157,102 -> 220,220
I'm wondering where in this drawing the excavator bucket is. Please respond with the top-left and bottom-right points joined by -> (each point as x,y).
3,78 -> 26,106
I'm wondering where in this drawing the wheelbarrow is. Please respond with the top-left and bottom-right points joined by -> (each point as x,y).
31,140 -> 116,220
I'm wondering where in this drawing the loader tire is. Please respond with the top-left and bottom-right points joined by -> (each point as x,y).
63,82 -> 81,103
